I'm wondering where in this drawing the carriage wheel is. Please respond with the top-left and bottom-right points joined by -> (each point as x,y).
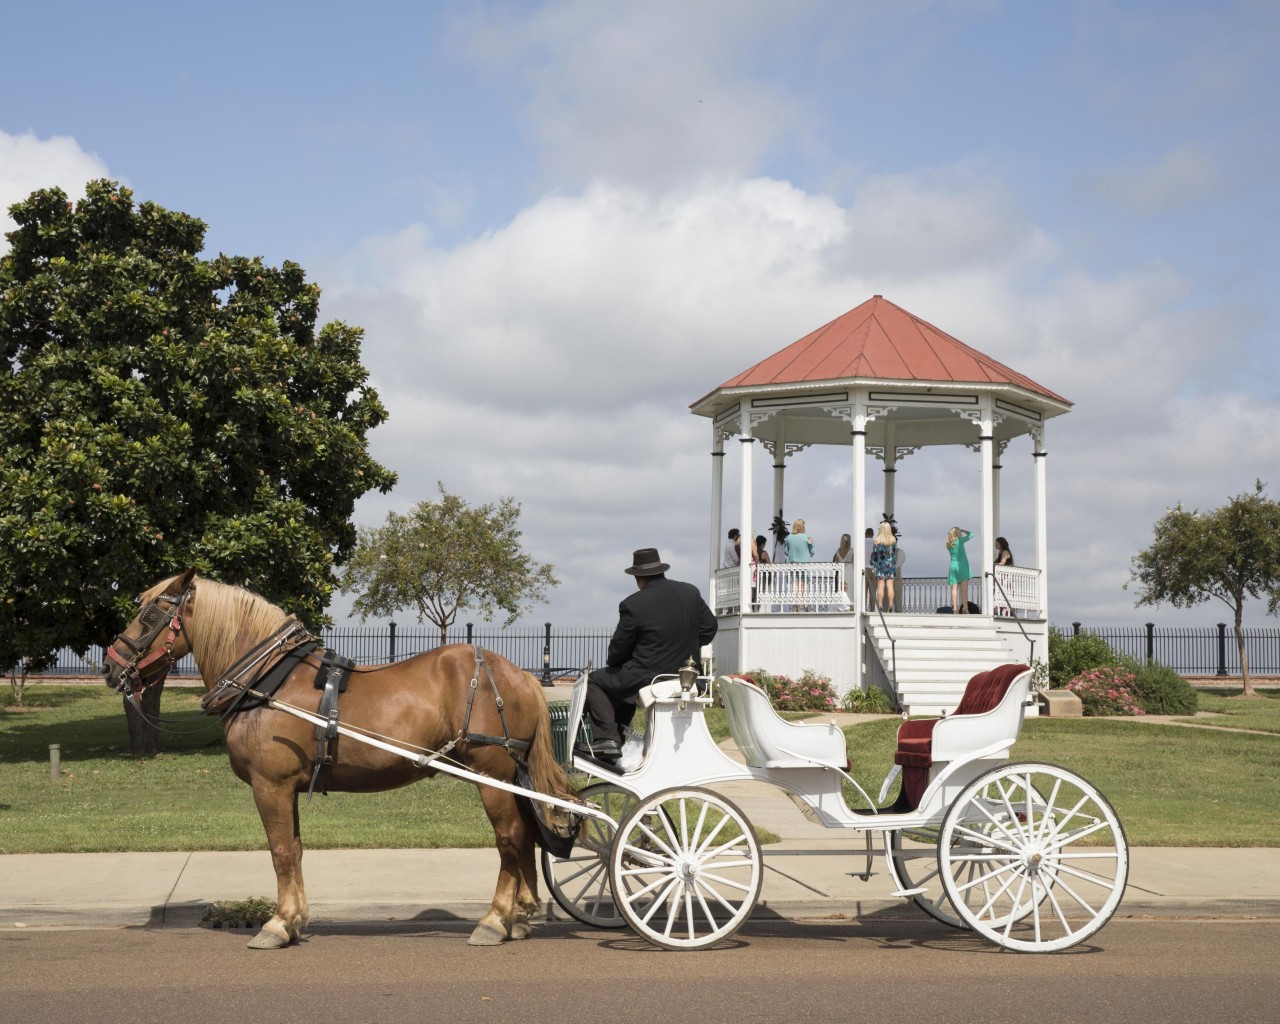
887,827 -> 966,928
541,782 -> 638,929
609,787 -> 762,951
938,762 -> 1128,952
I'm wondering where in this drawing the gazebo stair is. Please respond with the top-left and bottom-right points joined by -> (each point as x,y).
865,616 -> 1017,714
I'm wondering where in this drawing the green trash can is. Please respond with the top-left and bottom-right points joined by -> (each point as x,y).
547,699 -> 591,768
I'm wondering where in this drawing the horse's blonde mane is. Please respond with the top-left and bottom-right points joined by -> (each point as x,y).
146,574 -> 294,684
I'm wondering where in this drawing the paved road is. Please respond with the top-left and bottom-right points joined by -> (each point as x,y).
3,917 -> 1276,1024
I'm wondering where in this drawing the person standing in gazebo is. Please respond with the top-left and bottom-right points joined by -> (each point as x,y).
947,527 -> 974,614
870,521 -> 898,612
782,518 -> 815,611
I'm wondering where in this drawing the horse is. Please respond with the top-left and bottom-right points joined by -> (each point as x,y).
102,568 -> 578,949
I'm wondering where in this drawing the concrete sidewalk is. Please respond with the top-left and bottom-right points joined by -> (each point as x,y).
2,840 -> 1278,932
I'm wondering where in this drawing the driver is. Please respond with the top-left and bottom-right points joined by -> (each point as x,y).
577,548 -> 718,765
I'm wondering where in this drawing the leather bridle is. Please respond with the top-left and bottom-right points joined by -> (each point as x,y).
104,585 -> 192,702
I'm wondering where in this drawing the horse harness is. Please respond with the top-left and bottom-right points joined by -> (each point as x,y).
202,637 -> 532,801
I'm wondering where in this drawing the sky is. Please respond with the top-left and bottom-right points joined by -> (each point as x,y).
2,0 -> 1277,631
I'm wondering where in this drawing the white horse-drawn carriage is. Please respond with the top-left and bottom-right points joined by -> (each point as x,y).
541,661 -> 1129,953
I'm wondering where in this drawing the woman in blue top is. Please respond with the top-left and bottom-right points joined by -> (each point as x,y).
946,527 -> 973,613
782,518 -> 815,611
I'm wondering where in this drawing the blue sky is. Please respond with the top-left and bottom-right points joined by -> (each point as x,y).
2,0 -> 1277,629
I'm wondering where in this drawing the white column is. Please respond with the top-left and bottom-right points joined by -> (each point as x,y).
772,421 -> 787,562
851,392 -> 867,695
738,410 -> 755,620
882,422 -> 897,523
1033,426 -> 1048,618
709,427 -> 725,595
979,398 -> 995,617
992,447 -> 1002,540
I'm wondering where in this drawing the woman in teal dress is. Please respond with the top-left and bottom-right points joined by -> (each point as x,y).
946,527 -> 973,614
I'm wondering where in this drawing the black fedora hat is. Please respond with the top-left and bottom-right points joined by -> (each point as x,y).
625,547 -> 670,577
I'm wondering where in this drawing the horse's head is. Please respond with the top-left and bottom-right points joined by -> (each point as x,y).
103,568 -> 197,701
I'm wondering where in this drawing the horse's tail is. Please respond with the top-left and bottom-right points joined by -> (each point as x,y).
526,698 -> 579,820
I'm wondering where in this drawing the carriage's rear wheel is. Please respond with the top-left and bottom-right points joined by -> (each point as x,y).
541,782 -> 637,928
938,762 -> 1128,952
887,827 -> 967,928
609,787 -> 762,951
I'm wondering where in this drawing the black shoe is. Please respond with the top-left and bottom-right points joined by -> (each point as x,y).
573,739 -> 620,763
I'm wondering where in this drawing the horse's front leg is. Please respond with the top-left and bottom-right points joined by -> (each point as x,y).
469,786 -> 528,945
246,779 -> 308,949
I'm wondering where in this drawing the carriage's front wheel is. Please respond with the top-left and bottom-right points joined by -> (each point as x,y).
938,762 -> 1128,952
609,787 -> 762,951
541,782 -> 637,929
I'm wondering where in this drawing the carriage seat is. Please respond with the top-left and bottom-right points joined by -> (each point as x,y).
717,676 -> 848,770
894,663 -> 1031,808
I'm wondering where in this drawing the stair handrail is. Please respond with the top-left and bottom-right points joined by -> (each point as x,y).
986,570 -> 1036,666
865,602 -> 900,710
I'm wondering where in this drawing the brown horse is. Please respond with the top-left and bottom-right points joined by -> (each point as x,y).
102,569 -> 578,949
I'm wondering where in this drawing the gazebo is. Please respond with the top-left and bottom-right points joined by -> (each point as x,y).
689,295 -> 1072,712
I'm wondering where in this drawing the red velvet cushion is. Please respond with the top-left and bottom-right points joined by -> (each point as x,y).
954,663 -> 1029,717
894,718 -> 938,768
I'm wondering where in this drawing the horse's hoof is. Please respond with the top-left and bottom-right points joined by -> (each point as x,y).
510,920 -> 532,941
246,921 -> 292,949
467,920 -> 509,946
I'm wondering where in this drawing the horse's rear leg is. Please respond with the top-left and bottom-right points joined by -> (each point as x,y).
469,786 -> 536,945
247,780 -> 308,949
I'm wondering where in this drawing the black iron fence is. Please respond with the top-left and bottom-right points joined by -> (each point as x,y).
24,620 -> 1280,682
33,622 -> 613,686
1063,622 -> 1280,677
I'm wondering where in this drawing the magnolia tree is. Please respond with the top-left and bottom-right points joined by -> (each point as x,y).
1127,481 -> 1280,696
341,486 -> 559,646
0,181 -> 395,743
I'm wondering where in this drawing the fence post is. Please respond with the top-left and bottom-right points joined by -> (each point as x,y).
388,621 -> 397,663
1217,623 -> 1228,677
1145,622 -> 1155,665
466,622 -> 474,646
542,622 -> 552,687
1072,621 -> 1081,637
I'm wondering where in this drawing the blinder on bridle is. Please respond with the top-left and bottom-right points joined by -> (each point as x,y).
104,585 -> 192,701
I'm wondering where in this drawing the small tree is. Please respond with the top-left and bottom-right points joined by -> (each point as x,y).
340,485 -> 559,645
1127,482 -> 1280,696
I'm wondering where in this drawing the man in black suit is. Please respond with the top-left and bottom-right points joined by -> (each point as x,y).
578,547 -> 718,764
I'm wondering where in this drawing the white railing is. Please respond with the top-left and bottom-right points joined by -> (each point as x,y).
713,564 -> 1043,618
713,563 -> 850,615
993,565 -> 1043,616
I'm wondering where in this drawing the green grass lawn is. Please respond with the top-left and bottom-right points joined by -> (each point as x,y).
0,686 -> 494,853
1174,690 -> 1280,734
837,711 -> 1280,847
3,686 -> 1278,852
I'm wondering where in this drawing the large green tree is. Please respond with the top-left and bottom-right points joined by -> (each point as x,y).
341,485 -> 558,646
0,180 -> 396,733
1127,481 -> 1280,696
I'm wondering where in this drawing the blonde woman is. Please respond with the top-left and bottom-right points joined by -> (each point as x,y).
782,518 -> 815,611
870,521 -> 897,611
946,526 -> 973,613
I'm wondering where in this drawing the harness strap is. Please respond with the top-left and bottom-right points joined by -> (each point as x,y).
307,651 -> 353,801
457,646 -> 531,759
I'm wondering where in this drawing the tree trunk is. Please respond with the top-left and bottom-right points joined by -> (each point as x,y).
8,663 -> 28,708
1235,611 -> 1253,697
124,678 -> 166,756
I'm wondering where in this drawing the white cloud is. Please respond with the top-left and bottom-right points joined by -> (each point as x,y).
325,172 -> 1279,631
0,130 -> 111,250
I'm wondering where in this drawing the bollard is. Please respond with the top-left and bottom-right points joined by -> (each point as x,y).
50,743 -> 61,780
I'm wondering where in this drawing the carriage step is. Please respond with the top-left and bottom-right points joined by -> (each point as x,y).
890,887 -> 928,898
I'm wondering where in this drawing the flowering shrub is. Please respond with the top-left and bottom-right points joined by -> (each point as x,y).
1067,666 -> 1146,716
738,668 -> 840,712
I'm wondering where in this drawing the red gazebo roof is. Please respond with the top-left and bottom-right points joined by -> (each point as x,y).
703,295 -> 1070,406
